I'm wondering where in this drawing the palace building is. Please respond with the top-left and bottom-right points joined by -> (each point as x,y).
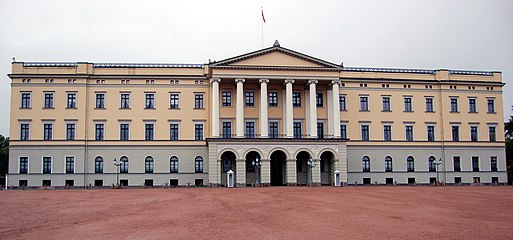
6,41 -> 507,188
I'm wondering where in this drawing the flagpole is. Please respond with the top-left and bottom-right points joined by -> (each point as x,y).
261,6 -> 264,48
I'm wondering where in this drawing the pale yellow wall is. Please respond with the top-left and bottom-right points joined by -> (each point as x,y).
232,51 -> 325,67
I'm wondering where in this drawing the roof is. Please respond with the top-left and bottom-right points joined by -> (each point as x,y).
20,62 -> 203,68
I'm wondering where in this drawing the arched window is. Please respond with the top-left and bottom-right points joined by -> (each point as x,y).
428,156 -> 436,172
145,156 -> 154,173
120,156 -> 129,173
407,156 -> 415,172
95,156 -> 104,173
385,156 -> 393,172
170,156 -> 179,173
362,156 -> 370,172
195,156 -> 204,173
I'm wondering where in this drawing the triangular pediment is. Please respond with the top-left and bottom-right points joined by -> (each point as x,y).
210,44 -> 341,69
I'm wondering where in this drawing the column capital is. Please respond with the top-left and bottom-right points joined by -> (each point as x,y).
210,78 -> 221,84
331,80 -> 341,86
307,79 -> 318,85
284,79 -> 295,85
235,78 -> 245,84
258,78 -> 269,84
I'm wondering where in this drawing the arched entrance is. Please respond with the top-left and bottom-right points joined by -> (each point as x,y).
296,151 -> 312,185
245,151 -> 261,186
220,151 -> 236,186
320,151 -> 334,185
270,150 -> 286,186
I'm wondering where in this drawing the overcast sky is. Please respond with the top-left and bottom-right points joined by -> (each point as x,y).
0,0 -> 512,137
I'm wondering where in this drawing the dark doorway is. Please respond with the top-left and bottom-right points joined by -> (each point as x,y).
245,151 -> 261,186
296,151 -> 311,185
220,151 -> 236,186
320,151 -> 334,185
270,150 -> 286,186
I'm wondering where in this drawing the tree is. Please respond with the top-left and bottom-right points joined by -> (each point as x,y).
0,135 -> 8,177
506,106 -> 513,185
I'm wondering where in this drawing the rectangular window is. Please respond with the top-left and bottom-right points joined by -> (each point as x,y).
292,92 -> 301,107
385,158 -> 392,172
472,156 -> 479,172
453,156 -> 461,172
362,158 -> 370,172
43,123 -> 53,140
490,156 -> 498,172
170,158 -> 179,173
95,124 -> 104,141
404,97 -> 412,112
145,93 -> 155,109
405,126 -> 413,141
20,124 -> 30,141
340,124 -> 347,139
21,93 -> 31,108
317,122 -> 324,139
66,156 -> 74,174
383,125 -> 392,141
360,96 -> 369,111
245,91 -> 255,107
468,98 -> 477,113
120,93 -> 130,109
489,126 -> 496,142
145,123 -> 154,140
429,158 -> 436,172
120,158 -> 128,173
382,96 -> 391,111
487,99 -> 495,113
407,158 -> 415,172
222,122 -> 232,138
293,122 -> 302,139
19,157 -> 28,174
425,97 -> 434,112
450,98 -> 458,112
67,93 -> 77,108
245,122 -> 255,138
170,93 -> 180,109
452,126 -> 459,142
44,93 -> 54,108
470,126 -> 478,142
339,95 -> 346,111
427,126 -> 435,142
43,157 -> 51,174
269,121 -> 279,138
195,158 -> 204,173
268,92 -> 278,107
96,93 -> 105,109
222,91 -> 232,107
194,93 -> 204,109
169,124 -> 179,140
361,125 -> 369,141
66,123 -> 76,141
195,124 -> 204,140
120,124 -> 129,141
316,93 -> 323,107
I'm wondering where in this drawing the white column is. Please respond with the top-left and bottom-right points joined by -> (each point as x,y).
261,159 -> 271,185
284,79 -> 295,138
259,79 -> 269,138
332,80 -> 341,138
210,78 -> 221,138
311,159 -> 321,185
286,159 -> 297,185
308,80 -> 318,138
236,159 -> 246,186
235,78 -> 245,137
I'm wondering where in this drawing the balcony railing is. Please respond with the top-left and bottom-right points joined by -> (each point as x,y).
216,133 -> 348,140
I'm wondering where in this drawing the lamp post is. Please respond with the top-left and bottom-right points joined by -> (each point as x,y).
434,158 -> 443,186
252,156 -> 262,185
307,158 -> 317,186
113,158 -> 121,187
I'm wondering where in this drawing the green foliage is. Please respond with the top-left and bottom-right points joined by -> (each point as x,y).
0,135 -> 8,177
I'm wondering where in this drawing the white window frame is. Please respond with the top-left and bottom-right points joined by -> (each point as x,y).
41,156 -> 53,174
64,155 -> 76,174
19,156 -> 29,174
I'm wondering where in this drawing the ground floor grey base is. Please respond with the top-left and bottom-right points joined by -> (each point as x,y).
6,144 -> 507,187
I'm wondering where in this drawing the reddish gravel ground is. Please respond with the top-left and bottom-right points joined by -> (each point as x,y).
1,186 -> 512,240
